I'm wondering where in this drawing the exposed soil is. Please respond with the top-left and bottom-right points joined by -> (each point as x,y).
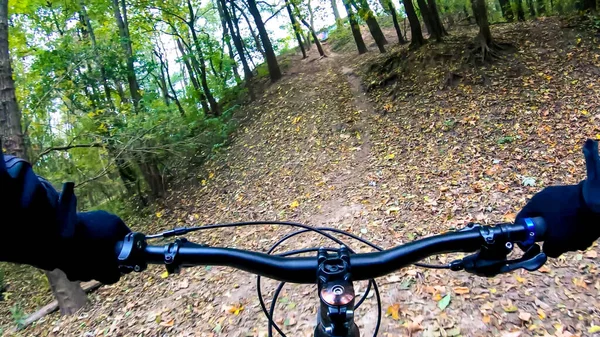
5,17 -> 600,337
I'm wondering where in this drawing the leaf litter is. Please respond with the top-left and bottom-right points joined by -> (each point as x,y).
18,18 -> 600,337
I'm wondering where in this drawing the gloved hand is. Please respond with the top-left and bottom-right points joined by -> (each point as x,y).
516,139 -> 600,258
0,148 -> 130,284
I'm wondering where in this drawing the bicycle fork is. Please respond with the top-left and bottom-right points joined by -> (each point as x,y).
314,247 -> 360,337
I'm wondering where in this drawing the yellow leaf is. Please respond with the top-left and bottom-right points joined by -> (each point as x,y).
502,301 -> 518,313
515,275 -> 526,283
386,304 -> 401,320
208,172 -> 215,179
482,315 -> 491,324
201,179 -> 207,186
156,212 -> 163,218
490,288 -> 497,294
589,325 -> 600,333
160,271 -> 169,279
537,308 -> 546,320
290,200 -> 300,209
581,109 -> 589,115
432,292 -> 442,301
228,304 -> 244,315
384,153 -> 395,160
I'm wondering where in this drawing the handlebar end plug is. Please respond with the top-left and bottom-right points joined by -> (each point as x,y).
117,232 -> 148,274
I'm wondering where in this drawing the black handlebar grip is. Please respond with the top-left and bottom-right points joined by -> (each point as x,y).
528,216 -> 547,240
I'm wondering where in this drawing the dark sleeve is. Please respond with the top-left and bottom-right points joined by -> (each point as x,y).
0,155 -> 62,269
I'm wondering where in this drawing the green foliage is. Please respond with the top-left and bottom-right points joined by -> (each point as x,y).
328,25 -> 355,51
9,304 -> 26,329
497,135 -> 515,144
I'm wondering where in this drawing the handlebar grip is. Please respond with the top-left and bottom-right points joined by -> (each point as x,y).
519,216 -> 547,245
529,217 -> 547,239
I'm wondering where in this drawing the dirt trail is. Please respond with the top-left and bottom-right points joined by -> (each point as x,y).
24,19 -> 600,337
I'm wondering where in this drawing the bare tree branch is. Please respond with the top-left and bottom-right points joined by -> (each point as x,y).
264,5 -> 287,23
35,143 -> 104,162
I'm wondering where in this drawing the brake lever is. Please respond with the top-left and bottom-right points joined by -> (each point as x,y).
450,243 -> 547,277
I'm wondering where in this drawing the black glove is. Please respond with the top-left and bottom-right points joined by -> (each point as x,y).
0,149 -> 130,284
516,139 -> 600,258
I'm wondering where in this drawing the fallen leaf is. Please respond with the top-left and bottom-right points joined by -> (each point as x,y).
585,250 -> 598,258
515,275 -> 526,283
538,265 -> 550,273
386,304 -> 401,320
502,300 -> 518,313
438,294 -> 451,311
386,206 -> 400,214
178,279 -> 189,289
385,153 -> 395,160
160,271 -> 169,279
156,211 -> 162,218
227,303 -> 244,315
446,327 -> 461,336
482,315 -> 491,324
453,286 -> 470,295
573,277 -> 588,288
537,308 -> 546,320
589,325 -> 600,333
501,331 -> 521,337
160,319 -> 175,327
518,311 -> 531,322
432,292 -> 442,301
289,200 -> 300,209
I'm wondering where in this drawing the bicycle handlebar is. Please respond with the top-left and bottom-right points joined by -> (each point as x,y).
117,217 -> 548,283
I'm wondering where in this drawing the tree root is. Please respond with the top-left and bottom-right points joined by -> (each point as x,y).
464,35 -> 514,64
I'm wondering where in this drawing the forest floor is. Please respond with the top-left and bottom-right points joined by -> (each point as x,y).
4,17 -> 600,337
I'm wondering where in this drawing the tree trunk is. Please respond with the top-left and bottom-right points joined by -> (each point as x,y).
0,1 -> 25,159
403,0 -> 425,47
235,5 -> 266,59
246,0 -> 282,82
295,12 -> 326,57
526,0 -> 536,17
79,0 -> 116,112
330,0 -> 342,23
286,3 -> 307,59
154,50 -> 185,116
472,0 -> 492,45
138,158 -> 164,200
187,0 -> 220,116
114,79 -> 127,103
111,0 -> 141,111
516,0 -> 526,20
578,0 -> 596,10
536,0 -> 546,14
221,0 -> 252,81
498,0 -> 515,21
307,0 -> 316,32
0,0 -> 87,315
387,0 -> 407,44
216,0 -> 241,83
428,0 -> 447,36
351,0 -> 388,52
416,0 -> 441,41
304,31 -> 312,50
175,37 -> 209,112
342,0 -> 368,54
45,270 -> 88,315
